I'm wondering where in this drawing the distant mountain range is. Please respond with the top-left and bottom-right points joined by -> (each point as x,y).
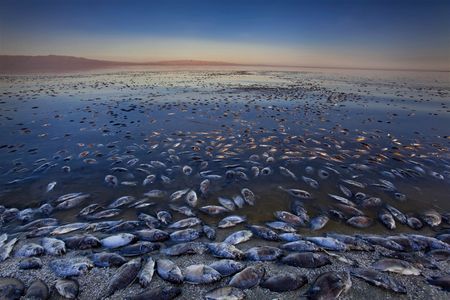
0,55 -> 244,73
1,55 -> 447,73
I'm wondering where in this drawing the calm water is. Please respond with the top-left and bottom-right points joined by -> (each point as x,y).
1,67 -> 449,235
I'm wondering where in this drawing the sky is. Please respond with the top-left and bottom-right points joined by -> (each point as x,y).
0,0 -> 449,69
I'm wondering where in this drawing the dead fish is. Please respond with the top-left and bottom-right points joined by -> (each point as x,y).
0,277 -> 25,300
156,210 -> 172,225
232,195 -> 245,208
209,259 -> 245,276
104,175 -> 118,187
15,243 -> 44,257
18,257 -> 42,270
138,257 -> 155,288
247,225 -> 279,241
51,222 -> 88,235
328,194 -> 356,207
338,184 -> 352,198
279,233 -> 303,242
125,287 -> 181,300
118,242 -> 160,257
207,243 -> 244,259
421,209 -> 441,227
41,237 -> 65,255
274,211 -> 305,226
302,176 -> 319,189
291,201 -> 310,222
281,240 -> 321,252
407,234 -> 450,250
85,208 -> 121,220
407,216 -> 423,230
350,268 -> 406,294
101,233 -> 135,249
55,193 -> 90,210
359,235 -> 404,251
170,228 -> 201,243
310,215 -> 329,230
46,181 -> 57,193
260,166 -> 272,176
184,264 -> 222,284
318,169 -> 330,179
138,213 -> 160,228
161,242 -> 207,256
169,204 -> 195,217
245,246 -> 282,261
260,273 -> 308,292
185,190 -> 198,207
142,174 -> 156,186
89,252 -> 126,268
278,186 -> 312,199
224,230 -> 253,245
202,225 -> 216,240
108,195 -> 136,208
241,188 -> 255,205
168,217 -> 202,229
144,189 -> 166,198
200,205 -> 229,215
218,215 -> 246,228
49,258 -> 93,277
372,258 -> 420,275
346,216 -> 372,228
156,259 -> 183,284
306,237 -> 348,251
229,265 -> 265,289
266,221 -> 296,232
218,197 -> 236,211
282,252 -> 331,268
304,271 -> 351,299
78,203 -> 103,217
341,179 -> 366,188
384,204 -> 407,224
55,279 -> 79,299
105,258 -> 142,297
24,279 -> 48,299
135,229 -> 169,242
204,286 -> 245,300
378,209 -> 396,230
427,275 -> 450,291
200,179 -> 210,196
280,166 -> 297,180
182,165 -> 193,175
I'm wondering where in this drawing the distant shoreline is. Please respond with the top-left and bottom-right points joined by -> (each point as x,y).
0,55 -> 449,73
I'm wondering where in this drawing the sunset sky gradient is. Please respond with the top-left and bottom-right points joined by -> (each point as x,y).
1,0 -> 449,69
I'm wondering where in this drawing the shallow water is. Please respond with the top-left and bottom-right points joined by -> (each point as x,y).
1,68 -> 449,236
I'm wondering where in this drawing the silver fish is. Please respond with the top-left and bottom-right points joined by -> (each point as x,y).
304,271 -> 351,299
184,264 -> 222,284
41,237 -> 66,255
204,287 -> 245,300
372,258 -> 420,275
55,279 -> 79,299
105,258 -> 142,296
241,188 -> 255,205
209,259 -> 245,276
229,265 -> 265,289
185,190 -> 198,207
156,259 -> 183,284
138,257 -> 155,287
224,230 -> 253,245
101,233 -> 135,249
218,215 -> 246,228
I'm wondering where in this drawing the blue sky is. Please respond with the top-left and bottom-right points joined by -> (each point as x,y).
1,0 -> 449,68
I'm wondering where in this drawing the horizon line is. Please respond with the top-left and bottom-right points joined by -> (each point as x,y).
1,54 -> 449,73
